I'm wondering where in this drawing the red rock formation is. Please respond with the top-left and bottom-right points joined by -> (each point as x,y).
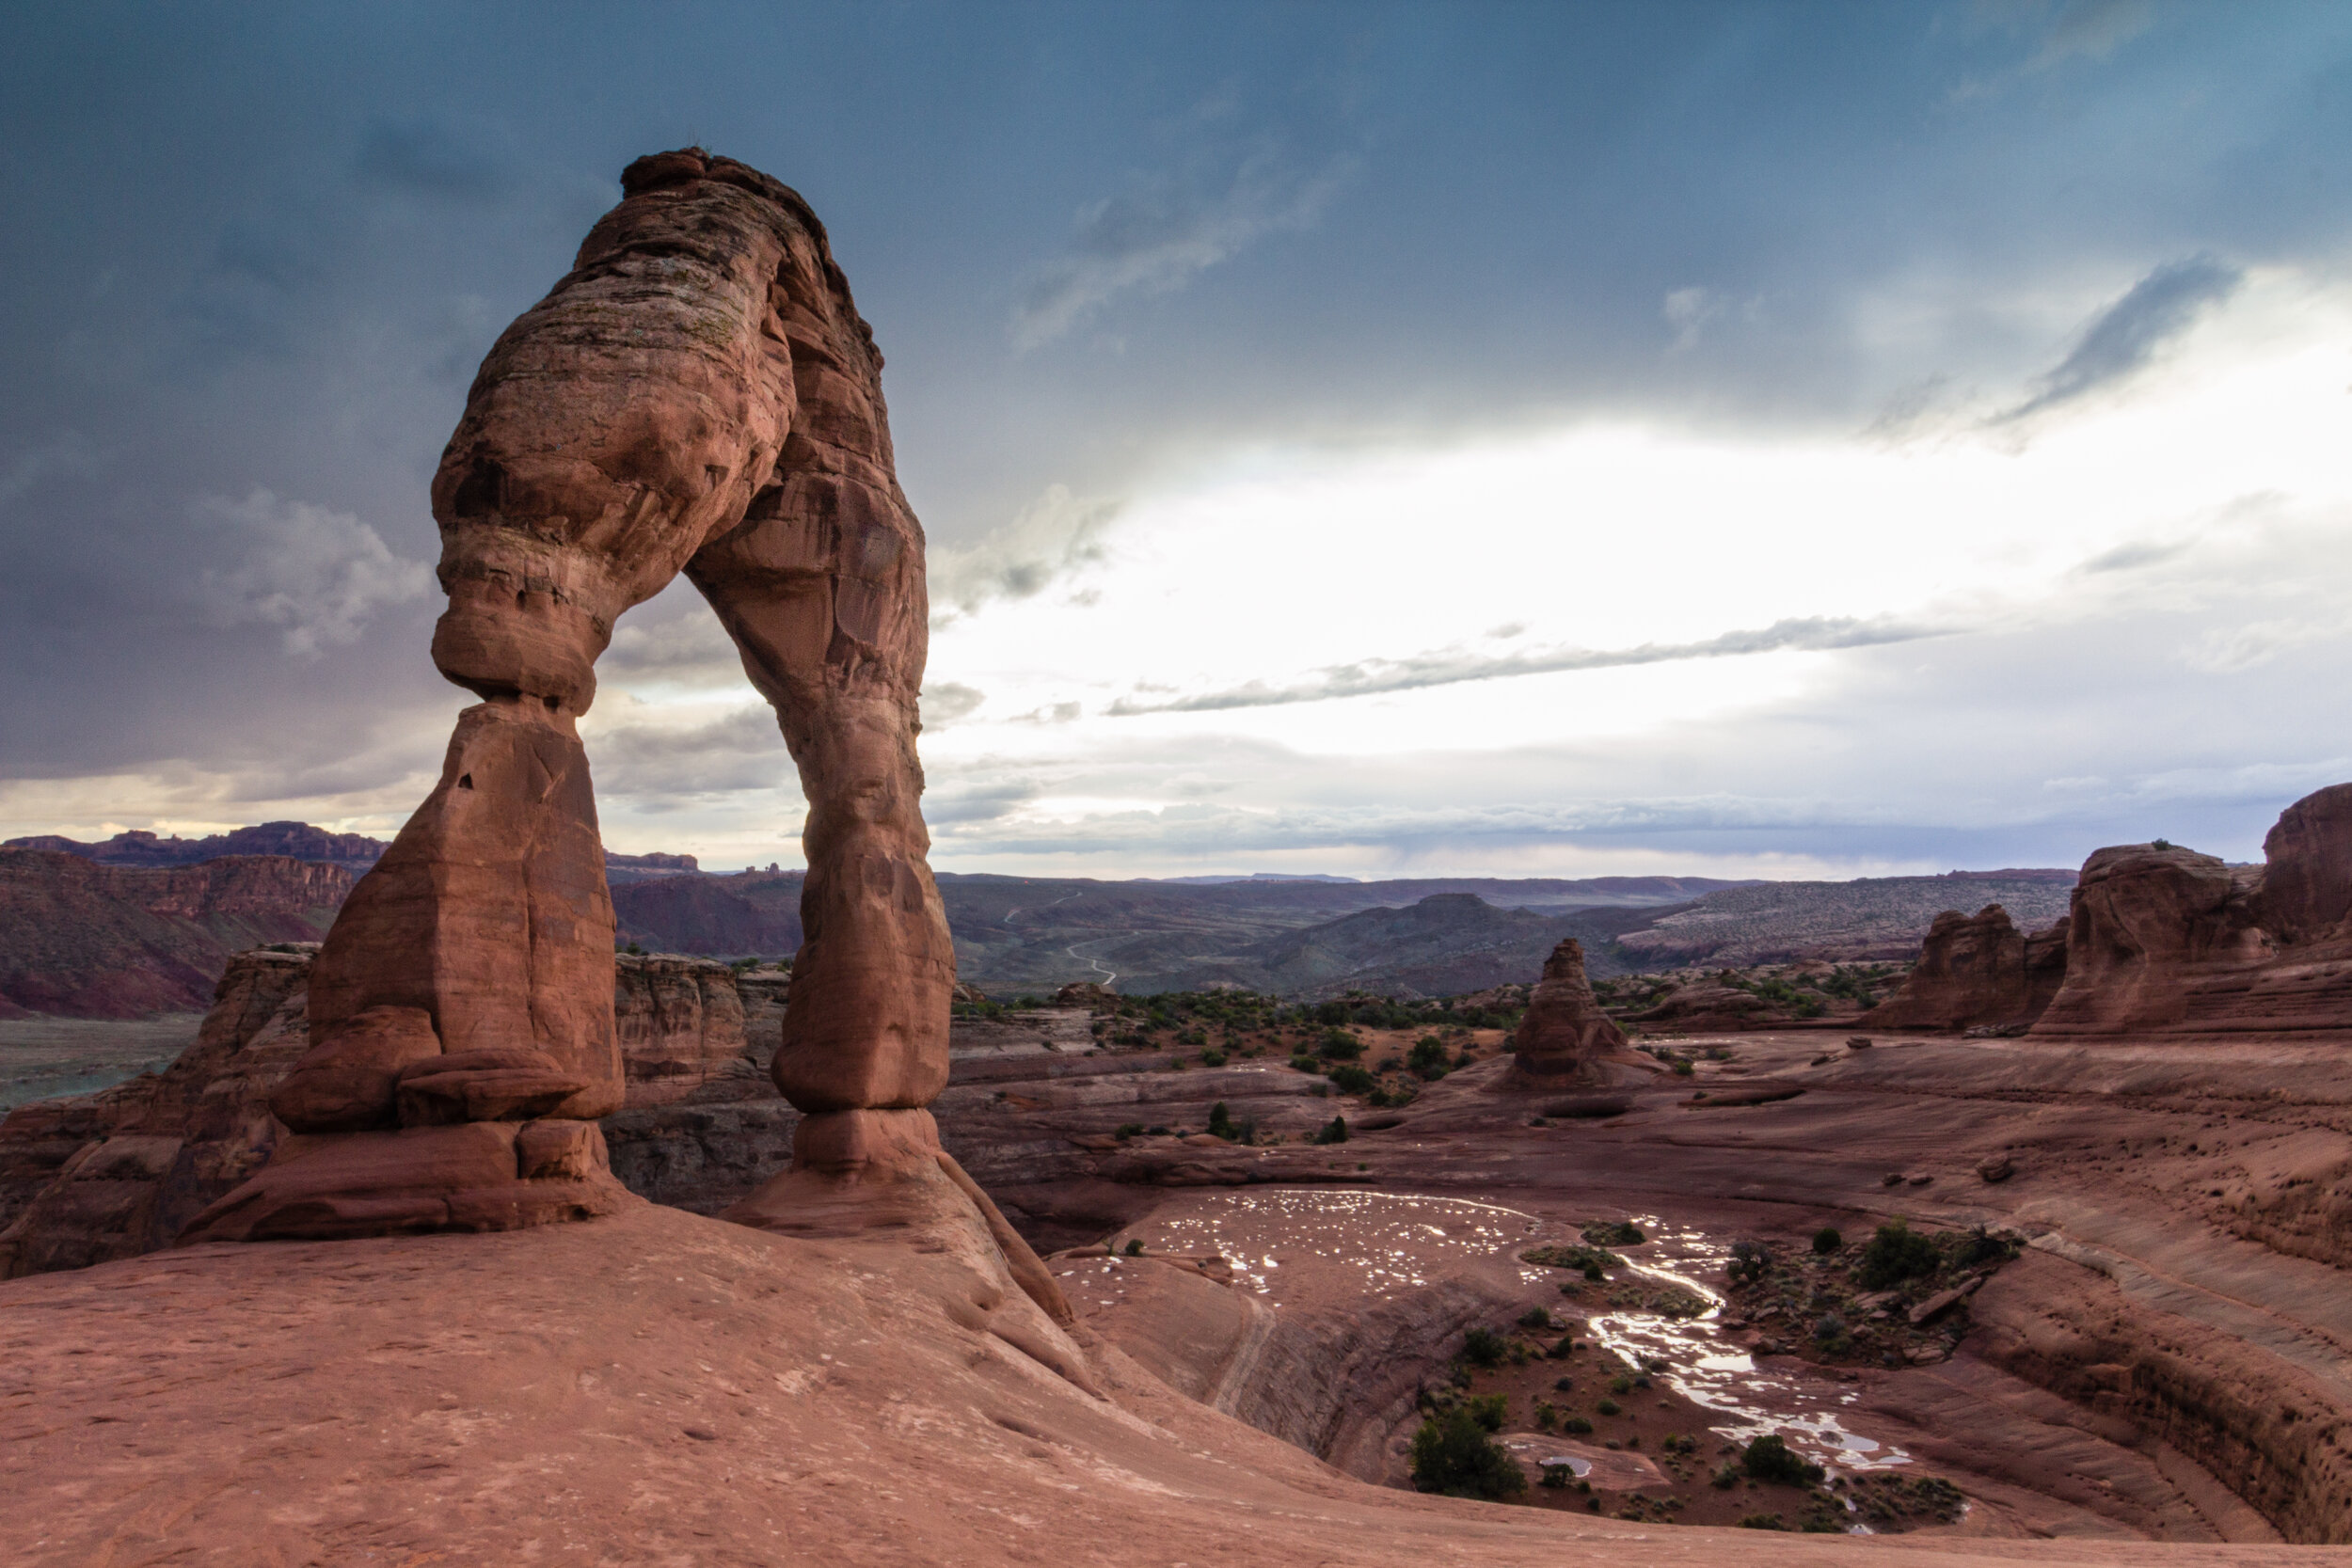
0,848 -> 352,1018
1858,905 -> 2067,1033
1506,938 -> 1651,1085
182,150 -> 961,1249
0,948 -> 314,1275
2031,785 -> 2352,1037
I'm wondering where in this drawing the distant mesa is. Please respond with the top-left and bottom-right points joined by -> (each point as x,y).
8,821 -> 389,871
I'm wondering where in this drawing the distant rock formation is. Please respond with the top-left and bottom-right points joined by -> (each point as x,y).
2030,784 -> 2352,1037
5,822 -> 389,871
1506,939 -> 1646,1084
0,849 -> 351,1018
1857,905 -> 2068,1033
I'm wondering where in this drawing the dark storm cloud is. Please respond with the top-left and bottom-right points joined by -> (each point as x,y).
1999,254 -> 2243,421
1106,617 -> 1946,717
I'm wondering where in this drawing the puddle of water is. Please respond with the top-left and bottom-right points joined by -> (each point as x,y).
1581,1212 -> 1910,1477
1136,1189 -> 1548,1301
1102,1189 -> 1911,1505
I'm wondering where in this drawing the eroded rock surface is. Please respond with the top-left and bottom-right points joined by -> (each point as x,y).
1507,939 -> 1636,1078
1858,904 -> 2068,1033
182,149 -> 965,1240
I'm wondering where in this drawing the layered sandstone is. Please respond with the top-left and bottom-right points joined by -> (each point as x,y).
2030,786 -> 2352,1038
1857,904 -> 2068,1033
0,849 -> 350,1018
183,149 -> 964,1241
1504,937 -> 1653,1085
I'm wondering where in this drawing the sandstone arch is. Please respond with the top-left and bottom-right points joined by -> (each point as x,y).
182,150 -> 962,1243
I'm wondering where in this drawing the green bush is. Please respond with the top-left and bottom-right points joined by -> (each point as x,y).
1538,1463 -> 1570,1488
1317,1027 -> 1365,1061
1205,1102 -> 1236,1140
1327,1064 -> 1376,1096
1408,1408 -> 1527,1499
1596,1398 -> 1620,1417
1123,1239 -> 1145,1257
1518,1306 -> 1552,1330
1741,1434 -> 1825,1486
1462,1327 -> 1508,1368
1608,1373 -> 1632,1395
1672,1057 -> 1694,1076
1407,1036 -> 1451,1079
1563,1416 -> 1593,1434
1466,1392 -> 1508,1432
1737,1513 -> 1788,1530
1311,1116 -> 1350,1146
1581,1220 -> 1645,1245
1199,1048 -> 1228,1067
1812,1227 -> 1843,1254
1857,1219 -> 1942,1289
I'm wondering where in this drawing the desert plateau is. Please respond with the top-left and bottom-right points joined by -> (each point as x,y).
8,8 -> 2352,1565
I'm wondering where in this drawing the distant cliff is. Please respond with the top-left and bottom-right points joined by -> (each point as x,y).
0,850 -> 353,1017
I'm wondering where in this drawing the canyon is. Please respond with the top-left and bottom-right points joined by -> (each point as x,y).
5,146 -> 2349,1566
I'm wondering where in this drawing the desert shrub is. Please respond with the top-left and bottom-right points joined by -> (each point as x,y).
1581,1220 -> 1646,1245
1711,1462 -> 1740,1489
1289,1053 -> 1319,1072
1123,1240 -> 1145,1257
1813,1314 -> 1845,1342
1315,999 -> 1352,1026
1534,1401 -> 1558,1432
1518,1306 -> 1552,1330
1812,1227 -> 1843,1255
1311,1115 -> 1349,1146
1596,1398 -> 1620,1417
1726,1240 -> 1772,1287
1857,1220 -> 1942,1289
1539,1462 -> 1571,1488
1114,1123 -> 1143,1141
1672,1057 -> 1694,1075
1466,1393 -> 1508,1432
1462,1327 -> 1508,1368
1608,1373 -> 1632,1395
1741,1434 -> 1825,1486
1563,1416 -> 1594,1434
1327,1064 -> 1376,1096
1661,1433 -> 1697,1455
1954,1225 -> 2016,1270
1199,1048 -> 1227,1066
1407,1036 -> 1451,1078
1205,1102 -> 1236,1139
1522,1243 -> 1620,1276
1317,1028 -> 1365,1061
1737,1513 -> 1788,1530
1409,1408 -> 1527,1499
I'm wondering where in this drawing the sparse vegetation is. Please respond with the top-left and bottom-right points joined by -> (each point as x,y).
1740,1434 -> 1824,1486
1408,1407 -> 1527,1499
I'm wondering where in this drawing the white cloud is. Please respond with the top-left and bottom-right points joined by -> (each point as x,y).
1012,152 -> 1353,350
195,488 -> 430,656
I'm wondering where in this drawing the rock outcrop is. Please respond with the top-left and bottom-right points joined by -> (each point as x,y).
1857,904 -> 2067,1033
180,149 -> 960,1243
2031,785 -> 2352,1037
1505,938 -> 1650,1085
0,849 -> 352,1018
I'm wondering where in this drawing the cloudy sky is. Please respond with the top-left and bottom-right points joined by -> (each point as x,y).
4,1 -> 2350,879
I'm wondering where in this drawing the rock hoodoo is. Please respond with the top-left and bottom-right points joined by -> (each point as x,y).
180,150 -> 964,1247
1857,904 -> 2067,1033
1506,938 -> 1653,1085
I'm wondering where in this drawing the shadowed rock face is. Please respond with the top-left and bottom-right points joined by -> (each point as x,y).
1858,904 -> 2067,1033
180,150 -> 955,1243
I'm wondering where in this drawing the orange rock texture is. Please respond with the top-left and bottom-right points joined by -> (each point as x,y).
183,149 -> 954,1241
